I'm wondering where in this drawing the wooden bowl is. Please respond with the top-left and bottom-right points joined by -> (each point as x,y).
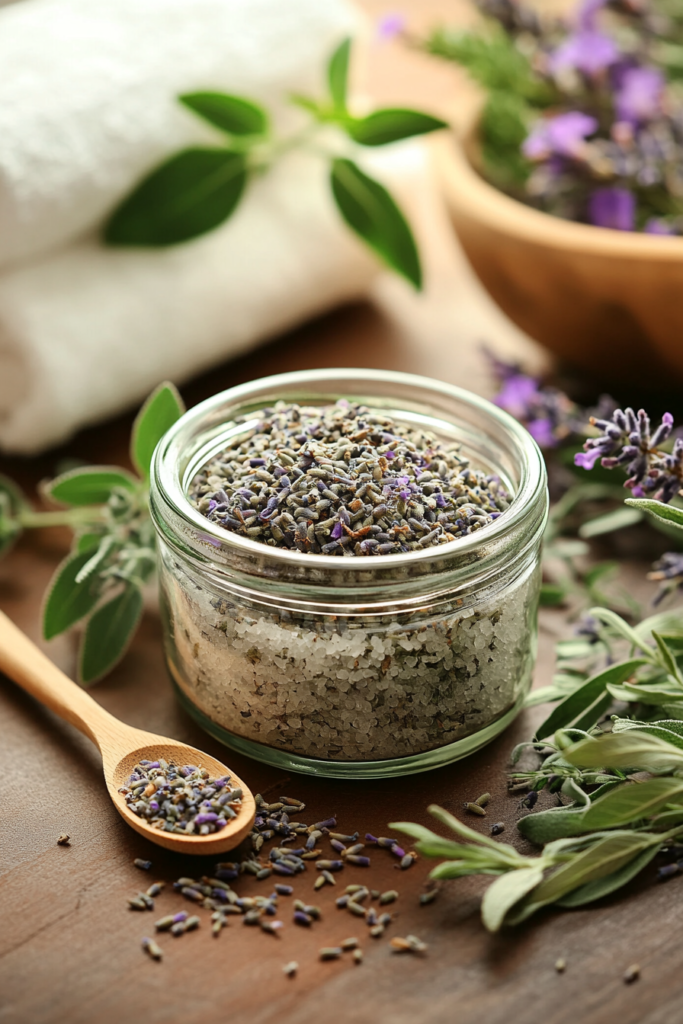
434,120 -> 683,385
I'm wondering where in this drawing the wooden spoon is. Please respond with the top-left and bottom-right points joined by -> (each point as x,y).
0,611 -> 256,855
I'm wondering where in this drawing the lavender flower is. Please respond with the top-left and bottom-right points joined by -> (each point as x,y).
376,12 -> 406,42
489,355 -> 579,448
575,407 -> 682,500
588,188 -> 635,230
549,26 -> 618,77
615,67 -> 664,125
644,218 -> 676,236
523,111 -> 598,161
649,552 -> 683,605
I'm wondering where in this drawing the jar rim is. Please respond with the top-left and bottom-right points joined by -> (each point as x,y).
151,367 -> 546,574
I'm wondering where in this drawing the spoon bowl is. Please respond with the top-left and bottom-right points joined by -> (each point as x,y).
0,610 -> 255,855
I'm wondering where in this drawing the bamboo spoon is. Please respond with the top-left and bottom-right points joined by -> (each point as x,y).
0,610 -> 255,854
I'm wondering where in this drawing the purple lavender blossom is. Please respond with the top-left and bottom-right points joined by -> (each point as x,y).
523,111 -> 598,160
376,12 -> 406,42
588,188 -> 635,230
549,27 -> 618,77
578,0 -> 609,31
490,356 -> 579,449
615,66 -> 664,125
649,552 -> 683,605
644,218 -> 676,235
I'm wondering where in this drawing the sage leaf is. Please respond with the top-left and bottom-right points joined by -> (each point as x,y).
347,108 -> 448,146
571,691 -> 614,733
328,37 -> 351,110
578,506 -> 643,539
45,467 -> 138,507
430,861 -> 505,879
330,158 -> 421,288
517,805 -> 589,843
534,658 -> 647,740
482,867 -> 545,932
652,630 -> 683,685
104,148 -> 248,246
179,92 -> 268,136
589,607 -> 655,658
0,473 -> 27,557
625,497 -> 683,531
612,717 -> 683,749
555,845 -> 660,908
635,609 -> 683,644
42,549 -> 103,640
615,681 -> 683,704
581,777 -> 683,829
426,804 -> 525,862
566,731 -> 683,771
76,531 -> 106,554
131,382 -> 185,480
539,583 -> 568,606
79,584 -> 144,685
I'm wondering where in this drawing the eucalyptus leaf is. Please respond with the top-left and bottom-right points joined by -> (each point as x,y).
328,37 -> 351,110
578,507 -> 643,539
347,108 -> 448,146
180,92 -> 268,136
104,148 -> 248,246
534,659 -> 647,740
554,845 -> 660,908
45,466 -> 138,507
42,549 -> 103,640
566,731 -> 683,771
131,381 -> 185,480
625,497 -> 683,530
79,584 -> 144,685
482,867 -> 545,932
330,158 -> 421,288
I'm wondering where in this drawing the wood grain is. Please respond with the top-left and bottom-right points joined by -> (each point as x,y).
0,3 -> 679,1022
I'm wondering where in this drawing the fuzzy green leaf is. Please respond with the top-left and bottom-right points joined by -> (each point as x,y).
589,607 -> 654,657
653,630 -> 683,684
578,506 -> 644,539
565,731 -> 683,771
78,584 -> 144,685
611,717 -> 683,749
131,382 -> 185,480
625,497 -> 683,530
42,549 -> 103,640
330,158 -> 421,288
45,466 -> 138,507
179,92 -> 268,136
0,473 -> 28,557
534,659 -> 647,740
482,867 -> 545,932
104,147 -> 248,246
328,37 -> 351,110
581,777 -> 683,829
517,806 -> 589,844
524,832 -> 654,906
347,108 -> 448,146
554,845 -> 660,908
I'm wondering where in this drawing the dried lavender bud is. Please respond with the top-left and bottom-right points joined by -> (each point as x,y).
464,802 -> 487,817
120,761 -> 241,835
283,961 -> 298,977
490,822 -> 506,836
133,858 -> 152,870
624,964 -> 640,984
57,834 -> 70,846
141,937 -> 163,961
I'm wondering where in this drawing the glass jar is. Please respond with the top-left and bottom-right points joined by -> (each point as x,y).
150,369 -> 548,779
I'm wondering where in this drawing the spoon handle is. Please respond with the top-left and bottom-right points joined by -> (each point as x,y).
0,610 -> 122,749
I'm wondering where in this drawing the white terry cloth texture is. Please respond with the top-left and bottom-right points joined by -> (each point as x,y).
0,143 -> 431,454
0,0 -> 359,269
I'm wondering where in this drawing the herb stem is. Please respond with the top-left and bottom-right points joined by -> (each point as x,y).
18,508 -> 106,529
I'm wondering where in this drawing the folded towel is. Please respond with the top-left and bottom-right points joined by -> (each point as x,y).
0,144 -> 430,454
0,0 -> 358,269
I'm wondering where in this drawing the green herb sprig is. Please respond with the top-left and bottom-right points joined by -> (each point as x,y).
0,383 -> 184,684
103,38 -> 448,290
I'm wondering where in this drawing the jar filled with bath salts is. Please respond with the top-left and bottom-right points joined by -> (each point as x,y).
150,369 -> 548,779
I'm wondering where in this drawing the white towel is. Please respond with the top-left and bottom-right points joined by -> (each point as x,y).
0,144 -> 431,454
0,0 -> 359,269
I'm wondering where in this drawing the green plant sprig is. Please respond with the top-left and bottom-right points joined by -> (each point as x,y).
103,38 -> 448,290
393,730 -> 683,931
0,382 -> 184,684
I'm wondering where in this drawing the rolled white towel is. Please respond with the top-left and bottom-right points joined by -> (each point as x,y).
0,0 -> 359,269
0,144 -> 430,455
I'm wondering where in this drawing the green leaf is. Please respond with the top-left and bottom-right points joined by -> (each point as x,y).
565,731 -> 683,771
556,639 -> 599,660
45,466 -> 138,507
612,717 -> 683,750
78,584 -> 144,685
517,805 -> 590,843
179,92 -> 268,136
42,549 -> 103,640
555,844 -> 660,908
104,147 -> 248,246
0,473 -> 28,557
581,777 -> 683,829
578,506 -> 643,539
76,531 -> 106,554
131,382 -> 185,480
347,108 -> 448,146
625,497 -> 683,530
571,690 -> 614,733
481,867 -> 545,932
524,832 -> 654,906
534,659 -> 647,740
539,583 -> 568,607
427,805 -> 523,859
611,681 -> 683,704
635,609 -> 683,644
330,158 -> 421,288
589,607 -> 654,657
328,37 -> 351,110
653,630 -> 683,685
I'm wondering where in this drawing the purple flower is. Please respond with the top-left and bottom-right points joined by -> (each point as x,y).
644,218 -> 676,235
494,373 -> 542,418
576,408 -> 678,497
588,188 -> 635,230
523,111 -> 598,160
615,67 -> 664,125
649,552 -> 683,604
331,521 -> 343,540
549,28 -> 618,77
376,12 -> 406,42
575,448 -> 604,470
578,0 -> 609,31
527,418 -> 557,447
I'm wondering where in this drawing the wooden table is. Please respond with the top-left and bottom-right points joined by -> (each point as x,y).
2,7 -> 681,1023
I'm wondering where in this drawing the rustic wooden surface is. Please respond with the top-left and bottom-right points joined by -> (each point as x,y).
2,4 -> 682,1023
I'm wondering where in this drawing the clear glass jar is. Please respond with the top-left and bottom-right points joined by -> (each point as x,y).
150,369 -> 548,779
